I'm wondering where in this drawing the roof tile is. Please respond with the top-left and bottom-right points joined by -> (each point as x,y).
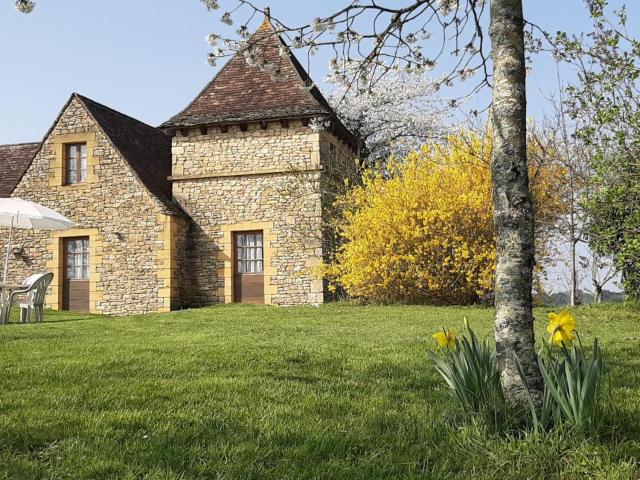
0,142 -> 40,197
75,94 -> 180,214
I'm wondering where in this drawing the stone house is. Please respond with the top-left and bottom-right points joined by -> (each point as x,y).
0,18 -> 357,315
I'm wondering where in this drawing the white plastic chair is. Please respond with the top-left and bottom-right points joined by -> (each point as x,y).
8,273 -> 54,323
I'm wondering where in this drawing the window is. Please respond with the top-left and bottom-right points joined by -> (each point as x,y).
235,232 -> 264,274
65,238 -> 90,280
65,143 -> 87,185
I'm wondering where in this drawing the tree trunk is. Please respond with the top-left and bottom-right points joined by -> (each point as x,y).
490,0 -> 543,405
593,282 -> 603,303
570,238 -> 577,306
568,167 -> 578,307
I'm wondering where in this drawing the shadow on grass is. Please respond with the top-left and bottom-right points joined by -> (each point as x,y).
1,314 -> 95,325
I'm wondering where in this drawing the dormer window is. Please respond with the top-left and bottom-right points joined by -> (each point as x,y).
65,143 -> 87,185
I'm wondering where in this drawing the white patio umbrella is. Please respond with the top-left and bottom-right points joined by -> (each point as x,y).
0,198 -> 75,283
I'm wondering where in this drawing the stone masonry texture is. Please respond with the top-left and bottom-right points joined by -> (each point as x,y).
0,97 -> 181,316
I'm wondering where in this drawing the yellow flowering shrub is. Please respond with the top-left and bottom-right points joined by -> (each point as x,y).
325,130 -> 567,304
326,134 -> 495,304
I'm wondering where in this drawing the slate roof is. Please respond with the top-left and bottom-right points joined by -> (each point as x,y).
161,18 -> 333,128
0,142 -> 40,197
74,94 -> 177,212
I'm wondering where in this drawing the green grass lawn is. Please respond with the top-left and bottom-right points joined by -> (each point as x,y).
0,303 -> 639,479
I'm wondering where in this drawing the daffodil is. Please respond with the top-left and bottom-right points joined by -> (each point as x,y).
433,329 -> 457,350
547,310 -> 576,346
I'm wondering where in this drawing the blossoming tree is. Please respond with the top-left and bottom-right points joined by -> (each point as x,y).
326,70 -> 452,166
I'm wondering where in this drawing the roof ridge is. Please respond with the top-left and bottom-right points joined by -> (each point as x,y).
0,141 -> 41,148
274,35 -> 333,112
258,6 -> 272,31
163,8 -> 279,129
73,93 -> 164,134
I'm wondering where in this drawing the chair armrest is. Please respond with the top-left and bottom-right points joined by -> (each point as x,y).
9,287 -> 31,303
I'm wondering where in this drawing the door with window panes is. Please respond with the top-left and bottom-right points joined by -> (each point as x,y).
63,237 -> 90,312
233,231 -> 264,304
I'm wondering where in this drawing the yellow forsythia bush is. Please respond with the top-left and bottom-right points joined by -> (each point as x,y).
325,131 -> 566,304
327,134 -> 495,304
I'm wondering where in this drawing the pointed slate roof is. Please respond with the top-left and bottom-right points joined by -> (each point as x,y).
0,142 -> 40,197
74,94 -> 176,210
161,16 -> 333,128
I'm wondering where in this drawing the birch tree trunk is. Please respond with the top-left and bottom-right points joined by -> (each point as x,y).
490,0 -> 543,405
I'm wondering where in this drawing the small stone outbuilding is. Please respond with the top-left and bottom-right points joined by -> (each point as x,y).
0,17 -> 357,315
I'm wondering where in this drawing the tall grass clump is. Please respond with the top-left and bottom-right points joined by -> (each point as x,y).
518,310 -> 604,433
428,318 -> 505,429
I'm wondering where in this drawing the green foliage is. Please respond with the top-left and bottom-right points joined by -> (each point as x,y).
586,170 -> 640,298
519,338 -> 604,434
428,321 -> 501,415
555,2 -> 640,299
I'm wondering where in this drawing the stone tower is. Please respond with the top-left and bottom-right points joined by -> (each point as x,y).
161,14 -> 357,306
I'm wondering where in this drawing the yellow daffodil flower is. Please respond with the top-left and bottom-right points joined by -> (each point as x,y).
547,310 -> 576,346
433,329 -> 457,350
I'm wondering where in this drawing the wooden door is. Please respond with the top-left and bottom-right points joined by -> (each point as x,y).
233,231 -> 264,304
63,237 -> 90,312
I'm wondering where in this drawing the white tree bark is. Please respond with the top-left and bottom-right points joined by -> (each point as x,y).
490,0 -> 543,405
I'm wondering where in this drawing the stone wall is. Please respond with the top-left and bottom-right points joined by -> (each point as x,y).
319,130 -> 359,175
171,119 -> 330,306
157,213 -> 190,312
0,97 -> 182,316
172,121 -> 320,178
318,130 -> 360,206
173,171 -> 325,306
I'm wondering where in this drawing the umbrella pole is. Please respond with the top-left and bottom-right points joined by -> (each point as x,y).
3,217 -> 13,284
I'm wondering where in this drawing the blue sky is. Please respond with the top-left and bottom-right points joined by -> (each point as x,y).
0,0 -> 637,144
